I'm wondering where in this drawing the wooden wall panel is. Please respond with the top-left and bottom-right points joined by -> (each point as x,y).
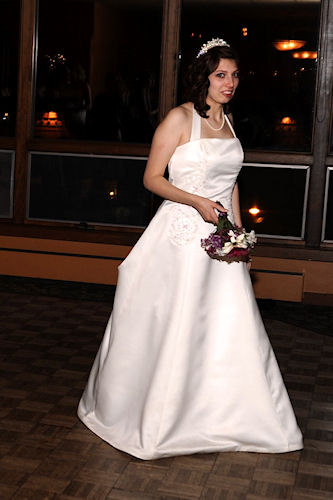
0,235 -> 332,300
0,249 -> 120,285
252,271 -> 304,302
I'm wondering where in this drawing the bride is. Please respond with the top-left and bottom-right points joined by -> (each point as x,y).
78,38 -> 303,460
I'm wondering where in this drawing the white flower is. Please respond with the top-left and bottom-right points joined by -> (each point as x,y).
246,230 -> 257,246
216,248 -> 226,257
235,234 -> 247,248
222,241 -> 235,255
222,232 -> 248,254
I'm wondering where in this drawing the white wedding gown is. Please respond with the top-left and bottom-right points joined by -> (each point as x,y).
78,106 -> 303,460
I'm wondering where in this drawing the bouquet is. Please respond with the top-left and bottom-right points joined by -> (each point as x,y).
201,212 -> 256,263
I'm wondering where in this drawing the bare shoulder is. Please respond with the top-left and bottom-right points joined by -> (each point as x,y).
154,103 -> 193,147
161,102 -> 192,128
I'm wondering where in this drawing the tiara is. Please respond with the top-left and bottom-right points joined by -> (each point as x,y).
196,38 -> 230,58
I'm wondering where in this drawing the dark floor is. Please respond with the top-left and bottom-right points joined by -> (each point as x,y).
0,276 -> 333,499
1,275 -> 332,336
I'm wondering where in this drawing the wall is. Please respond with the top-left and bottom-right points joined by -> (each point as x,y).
1,235 -> 332,304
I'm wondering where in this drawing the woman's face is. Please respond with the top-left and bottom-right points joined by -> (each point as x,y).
207,58 -> 239,106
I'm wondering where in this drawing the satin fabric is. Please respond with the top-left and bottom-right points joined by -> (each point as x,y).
78,107 -> 303,460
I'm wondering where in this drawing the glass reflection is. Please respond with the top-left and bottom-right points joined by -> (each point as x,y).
238,165 -> 309,238
324,168 -> 333,241
28,154 -> 152,227
0,151 -> 14,217
0,0 -> 20,136
35,0 -> 162,142
180,0 -> 321,152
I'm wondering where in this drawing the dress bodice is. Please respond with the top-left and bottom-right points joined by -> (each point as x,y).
168,105 -> 244,213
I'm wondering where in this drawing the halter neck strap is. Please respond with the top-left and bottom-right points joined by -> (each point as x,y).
225,114 -> 236,138
190,105 -> 201,141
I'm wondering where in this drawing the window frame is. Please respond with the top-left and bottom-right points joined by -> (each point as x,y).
0,0 -> 331,260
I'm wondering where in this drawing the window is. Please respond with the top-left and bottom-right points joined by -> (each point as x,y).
28,153 -> 152,227
239,164 -> 309,238
0,0 -> 20,136
35,0 -> 162,142
323,167 -> 333,242
2,0 -> 332,258
0,150 -> 14,217
180,0 -> 321,152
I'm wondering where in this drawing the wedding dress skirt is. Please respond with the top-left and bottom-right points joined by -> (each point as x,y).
78,107 -> 303,460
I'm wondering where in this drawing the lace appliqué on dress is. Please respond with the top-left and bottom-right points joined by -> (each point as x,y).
183,172 -> 204,194
167,142 -> 209,246
168,206 -> 199,246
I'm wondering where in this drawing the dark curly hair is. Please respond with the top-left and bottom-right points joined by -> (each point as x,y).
184,45 -> 239,118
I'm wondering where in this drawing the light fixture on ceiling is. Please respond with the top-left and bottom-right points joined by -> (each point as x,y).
249,207 -> 260,216
292,51 -> 317,59
273,40 -> 306,51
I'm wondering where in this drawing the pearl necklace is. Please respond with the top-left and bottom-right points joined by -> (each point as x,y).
205,111 -> 225,131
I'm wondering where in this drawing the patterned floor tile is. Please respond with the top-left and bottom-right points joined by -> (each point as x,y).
0,281 -> 332,500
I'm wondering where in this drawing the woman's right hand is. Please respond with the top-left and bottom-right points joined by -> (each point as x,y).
192,197 -> 227,225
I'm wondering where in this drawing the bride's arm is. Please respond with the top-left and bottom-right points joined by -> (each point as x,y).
228,113 -> 242,226
232,182 -> 252,270
143,106 -> 227,225
232,182 -> 242,227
